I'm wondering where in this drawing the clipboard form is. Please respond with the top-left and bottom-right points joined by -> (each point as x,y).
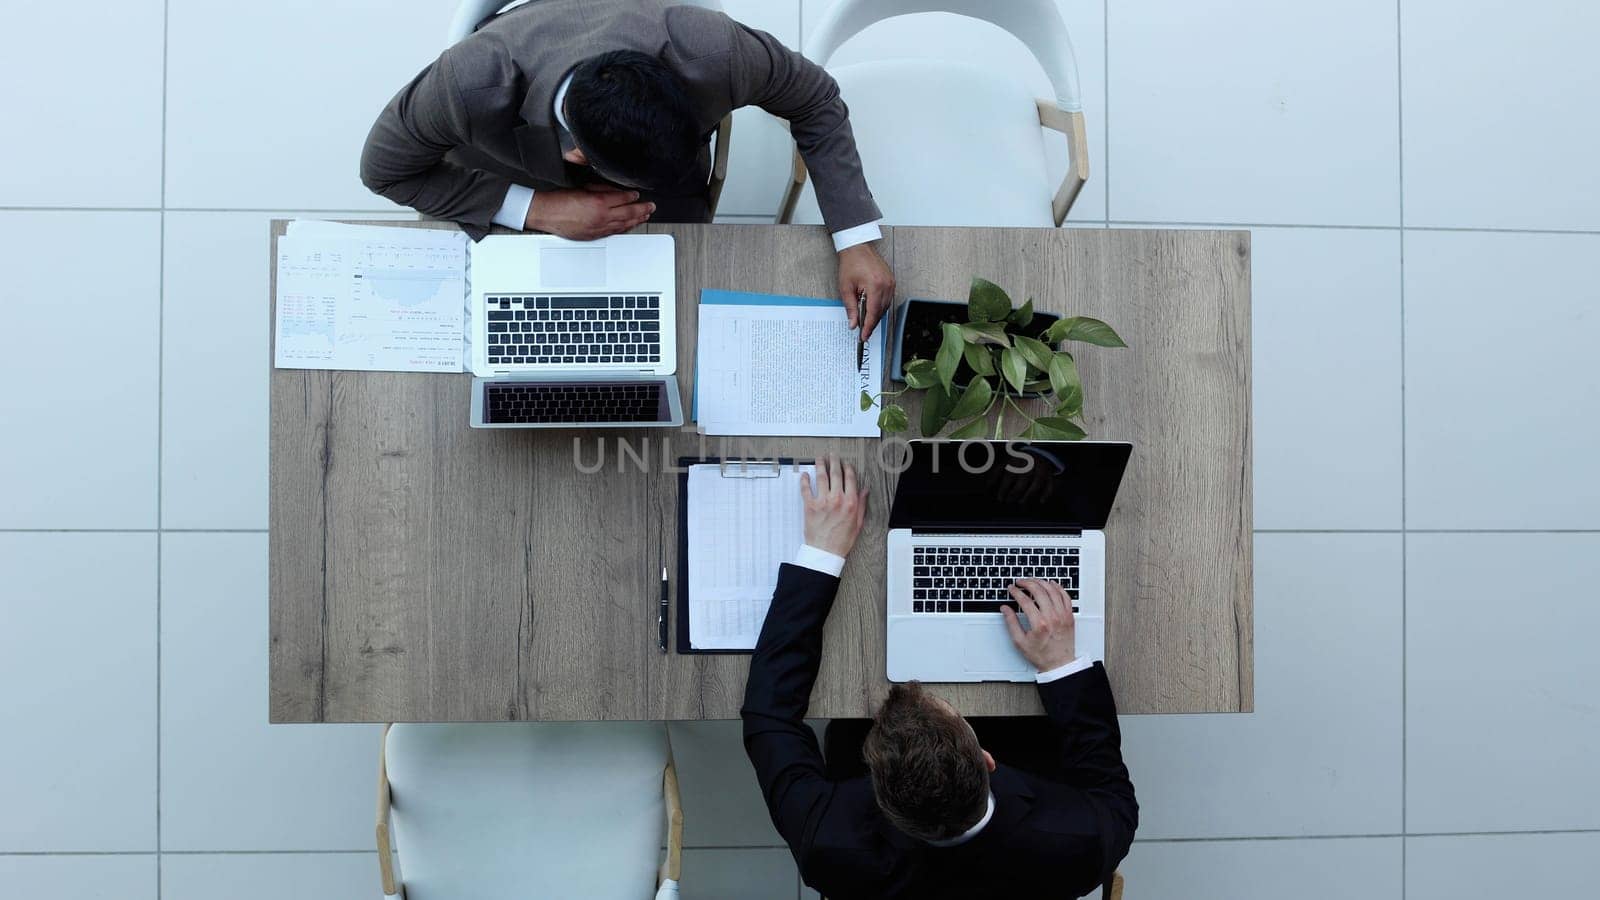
675,458 -> 809,654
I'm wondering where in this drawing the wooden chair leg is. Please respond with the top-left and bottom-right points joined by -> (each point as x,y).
376,724 -> 404,898
1036,100 -> 1090,225
707,113 -> 733,217
777,146 -> 808,224
1103,869 -> 1125,900
661,760 -> 684,885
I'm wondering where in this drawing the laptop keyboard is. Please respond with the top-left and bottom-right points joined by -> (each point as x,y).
912,545 -> 1080,614
484,294 -> 663,366
482,382 -> 664,425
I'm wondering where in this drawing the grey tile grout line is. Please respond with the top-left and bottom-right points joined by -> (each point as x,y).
1137,828 -> 1600,844
157,0 -> 169,892
0,528 -> 269,533
1256,529 -> 1600,534
0,206 -> 406,214
1102,0 -> 1109,220
9,525 -> 1600,531
1,207 -> 1597,236
0,845 -> 380,851
1107,220 -> 1600,236
1395,1 -> 1408,888
10,827 -> 1600,857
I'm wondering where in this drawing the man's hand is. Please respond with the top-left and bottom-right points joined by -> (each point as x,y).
1001,579 -> 1077,672
838,243 -> 895,341
525,184 -> 655,240
800,455 -> 868,558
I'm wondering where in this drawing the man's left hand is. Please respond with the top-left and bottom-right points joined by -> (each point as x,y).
838,243 -> 895,341
800,455 -> 868,559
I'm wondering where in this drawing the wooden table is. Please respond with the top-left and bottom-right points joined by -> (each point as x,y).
269,221 -> 1252,722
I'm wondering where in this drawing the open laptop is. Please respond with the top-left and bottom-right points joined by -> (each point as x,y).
467,233 -> 683,428
885,440 -> 1133,682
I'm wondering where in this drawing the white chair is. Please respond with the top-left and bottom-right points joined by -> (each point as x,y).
376,723 -> 684,900
446,0 -> 735,214
779,0 -> 1089,227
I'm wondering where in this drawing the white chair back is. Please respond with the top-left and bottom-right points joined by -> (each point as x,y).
384,722 -> 670,900
448,0 -> 726,46
804,0 -> 1082,112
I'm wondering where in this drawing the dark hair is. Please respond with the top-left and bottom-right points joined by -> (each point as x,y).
861,682 -> 990,842
564,50 -> 704,192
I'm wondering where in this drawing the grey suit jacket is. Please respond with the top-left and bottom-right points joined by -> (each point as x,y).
360,0 -> 880,240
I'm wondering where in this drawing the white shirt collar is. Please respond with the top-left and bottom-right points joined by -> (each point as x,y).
923,792 -> 995,847
553,71 -> 574,131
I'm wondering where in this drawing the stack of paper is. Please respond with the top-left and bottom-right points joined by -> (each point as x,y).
685,463 -> 813,650
694,290 -> 884,436
274,221 -> 468,372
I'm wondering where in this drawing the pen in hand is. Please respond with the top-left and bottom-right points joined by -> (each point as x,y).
855,289 -> 867,372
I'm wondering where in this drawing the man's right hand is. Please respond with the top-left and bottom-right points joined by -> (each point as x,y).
1001,579 -> 1077,672
800,455 -> 868,559
525,184 -> 655,240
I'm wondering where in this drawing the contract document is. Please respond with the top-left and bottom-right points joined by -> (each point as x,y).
693,290 -> 884,436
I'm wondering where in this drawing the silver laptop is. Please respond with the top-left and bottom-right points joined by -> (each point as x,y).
885,440 -> 1132,682
467,233 -> 681,428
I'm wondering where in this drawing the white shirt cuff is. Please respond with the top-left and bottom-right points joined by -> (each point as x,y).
491,184 -> 536,231
1035,656 -> 1094,683
831,220 -> 883,253
793,544 -> 846,578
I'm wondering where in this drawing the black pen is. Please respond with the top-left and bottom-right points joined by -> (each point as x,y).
657,566 -> 669,654
855,289 -> 867,372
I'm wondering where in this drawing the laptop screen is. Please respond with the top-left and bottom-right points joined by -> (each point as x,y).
886,441 -> 1132,533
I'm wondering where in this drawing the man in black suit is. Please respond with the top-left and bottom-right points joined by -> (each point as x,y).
742,456 -> 1138,900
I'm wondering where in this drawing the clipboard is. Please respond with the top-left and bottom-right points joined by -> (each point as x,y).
675,457 -> 804,654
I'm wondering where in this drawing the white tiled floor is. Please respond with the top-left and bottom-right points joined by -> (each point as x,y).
3,1 -> 1598,898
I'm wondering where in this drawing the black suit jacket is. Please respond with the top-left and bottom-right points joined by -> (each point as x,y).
742,565 -> 1138,900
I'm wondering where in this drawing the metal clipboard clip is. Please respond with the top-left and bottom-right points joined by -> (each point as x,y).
719,458 -> 783,478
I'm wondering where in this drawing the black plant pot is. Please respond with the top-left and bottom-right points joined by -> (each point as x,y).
891,298 -> 1062,399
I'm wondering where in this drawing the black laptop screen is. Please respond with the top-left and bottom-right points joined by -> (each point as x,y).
886,441 -> 1132,532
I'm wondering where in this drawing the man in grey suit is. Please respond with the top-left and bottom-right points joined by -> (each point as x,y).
361,0 -> 896,337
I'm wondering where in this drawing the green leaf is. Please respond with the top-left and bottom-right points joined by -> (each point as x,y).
1047,315 -> 1127,348
967,277 -> 1012,323
919,384 -> 954,437
959,322 -> 1012,347
902,357 -> 938,390
1028,416 -> 1087,440
1054,383 -> 1084,418
1014,334 -> 1054,373
1041,316 -> 1068,344
962,342 -> 995,377
1000,347 -> 1028,394
877,404 -> 910,432
935,323 -> 965,391
859,390 -> 873,411
1047,352 -> 1081,399
1007,298 -> 1034,328
947,377 -> 993,421
1023,378 -> 1053,394
948,416 -> 989,439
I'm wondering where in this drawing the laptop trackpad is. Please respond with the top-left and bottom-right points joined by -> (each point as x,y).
540,246 -> 606,288
962,624 -> 1027,674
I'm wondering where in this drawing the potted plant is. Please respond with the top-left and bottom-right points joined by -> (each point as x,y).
890,295 -> 1061,396
863,278 -> 1126,440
